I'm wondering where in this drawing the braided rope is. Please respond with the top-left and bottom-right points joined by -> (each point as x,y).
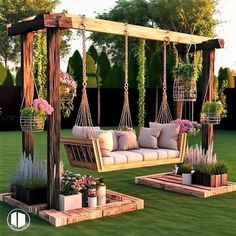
118,29 -> 133,131
156,41 -> 173,124
75,27 -> 94,137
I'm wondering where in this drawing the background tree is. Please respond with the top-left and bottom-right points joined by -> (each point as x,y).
0,0 -> 72,67
90,0 -> 218,65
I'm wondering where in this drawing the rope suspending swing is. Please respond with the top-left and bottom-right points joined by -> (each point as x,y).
75,26 -> 95,138
118,25 -> 133,131
156,39 -> 173,124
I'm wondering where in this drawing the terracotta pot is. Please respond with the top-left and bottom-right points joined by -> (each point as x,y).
221,173 -> 228,186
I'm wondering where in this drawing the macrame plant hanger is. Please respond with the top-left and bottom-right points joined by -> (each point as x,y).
118,24 -> 133,131
75,25 -> 95,138
156,39 -> 173,124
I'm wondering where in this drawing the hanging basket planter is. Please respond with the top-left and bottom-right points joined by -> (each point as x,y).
60,71 -> 77,103
20,98 -> 54,132
200,112 -> 221,125
200,101 -> 226,125
172,61 -> 198,102
173,77 -> 197,101
20,115 -> 45,132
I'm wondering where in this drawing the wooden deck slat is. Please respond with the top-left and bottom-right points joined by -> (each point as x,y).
1,189 -> 144,227
135,172 -> 236,198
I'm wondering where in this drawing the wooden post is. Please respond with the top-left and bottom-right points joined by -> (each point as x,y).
21,33 -> 34,158
202,48 -> 215,150
47,28 -> 60,210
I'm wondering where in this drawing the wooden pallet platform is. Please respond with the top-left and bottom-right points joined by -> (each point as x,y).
135,172 -> 236,198
0,190 -> 144,227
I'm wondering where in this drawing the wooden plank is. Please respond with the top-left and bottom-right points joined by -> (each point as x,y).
202,48 -> 215,150
135,173 -> 236,198
47,28 -> 61,210
176,39 -> 224,53
8,13 -> 213,44
21,32 -> 34,158
0,193 -> 11,201
65,14 -> 211,44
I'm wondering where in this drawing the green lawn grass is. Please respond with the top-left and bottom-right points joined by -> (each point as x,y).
0,129 -> 236,236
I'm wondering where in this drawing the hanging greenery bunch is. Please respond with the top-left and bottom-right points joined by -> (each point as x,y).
36,32 -> 47,98
172,57 -> 199,82
137,39 -> 146,129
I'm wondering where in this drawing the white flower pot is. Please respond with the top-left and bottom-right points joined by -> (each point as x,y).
59,193 -> 82,211
182,173 -> 192,185
97,185 -> 106,206
88,196 -> 97,208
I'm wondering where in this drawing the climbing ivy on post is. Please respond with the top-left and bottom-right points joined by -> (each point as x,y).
36,32 -> 47,98
137,39 -> 146,129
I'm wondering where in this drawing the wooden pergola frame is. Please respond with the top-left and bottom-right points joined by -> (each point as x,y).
7,12 -> 224,210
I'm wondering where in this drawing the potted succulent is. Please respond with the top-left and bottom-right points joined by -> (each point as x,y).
172,59 -> 199,101
10,154 -> 47,205
59,170 -> 83,211
59,70 -> 77,118
200,101 -> 226,124
20,97 -> 54,132
96,177 -> 106,206
180,162 -> 193,185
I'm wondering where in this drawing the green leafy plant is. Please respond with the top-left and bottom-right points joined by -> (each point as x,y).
194,162 -> 228,175
137,39 -> 146,129
179,162 -> 192,173
201,101 -> 226,116
172,61 -> 199,82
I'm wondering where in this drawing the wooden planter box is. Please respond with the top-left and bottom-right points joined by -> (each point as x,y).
11,185 -> 47,205
192,173 -> 228,187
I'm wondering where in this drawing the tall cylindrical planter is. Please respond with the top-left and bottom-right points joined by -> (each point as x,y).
182,173 -> 192,185
97,185 -> 106,206
88,196 -> 97,208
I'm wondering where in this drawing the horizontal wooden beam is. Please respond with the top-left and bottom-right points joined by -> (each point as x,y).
176,39 -> 224,53
8,13 -> 214,44
62,14 -> 212,44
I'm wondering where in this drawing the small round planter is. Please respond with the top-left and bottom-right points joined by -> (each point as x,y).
88,196 -> 97,208
182,173 -> 192,185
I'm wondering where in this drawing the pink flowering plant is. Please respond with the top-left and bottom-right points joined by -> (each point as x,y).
21,97 -> 54,121
59,70 -> 77,118
171,119 -> 201,135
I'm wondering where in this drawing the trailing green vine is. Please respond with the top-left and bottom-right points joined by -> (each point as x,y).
137,39 -> 146,129
36,32 -> 47,99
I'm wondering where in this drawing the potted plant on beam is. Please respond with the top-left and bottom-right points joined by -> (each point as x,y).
96,177 -> 106,206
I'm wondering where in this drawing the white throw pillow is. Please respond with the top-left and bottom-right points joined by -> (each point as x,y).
115,130 -> 139,151
138,127 -> 162,149
72,126 -> 100,138
94,130 -> 113,157
149,122 -> 180,150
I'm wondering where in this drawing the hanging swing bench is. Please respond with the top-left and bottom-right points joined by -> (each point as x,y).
60,26 -> 187,172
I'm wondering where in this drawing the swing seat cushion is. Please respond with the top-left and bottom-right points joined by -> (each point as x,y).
138,127 -> 162,149
102,148 -> 180,166
149,122 -> 180,150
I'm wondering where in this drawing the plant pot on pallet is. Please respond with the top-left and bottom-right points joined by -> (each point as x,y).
182,173 -> 192,185
192,172 -> 202,185
11,185 -> 47,205
221,173 -> 228,186
88,196 -> 97,208
202,174 -> 221,187
59,193 -> 82,211
97,185 -> 106,206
